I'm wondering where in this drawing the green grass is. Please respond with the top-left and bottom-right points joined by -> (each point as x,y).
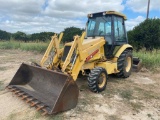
130,102 -> 144,112
134,87 -> 160,100
0,41 -> 159,69
147,114 -> 152,118
108,115 -> 121,120
47,115 -> 64,120
0,66 -> 7,71
133,50 -> 160,69
34,112 -> 41,119
7,113 -> 16,120
0,40 -> 48,53
119,89 -> 133,100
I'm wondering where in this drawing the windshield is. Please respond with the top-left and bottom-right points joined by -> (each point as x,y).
87,16 -> 112,37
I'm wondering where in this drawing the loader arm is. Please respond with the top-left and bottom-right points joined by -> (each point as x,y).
70,37 -> 105,80
61,32 -> 86,72
40,33 -> 63,68
61,32 -> 105,80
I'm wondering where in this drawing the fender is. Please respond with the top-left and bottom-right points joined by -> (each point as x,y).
115,44 -> 133,58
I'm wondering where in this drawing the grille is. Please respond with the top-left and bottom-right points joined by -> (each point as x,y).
61,46 -> 71,61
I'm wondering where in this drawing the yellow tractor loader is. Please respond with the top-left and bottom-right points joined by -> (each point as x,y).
7,11 -> 141,115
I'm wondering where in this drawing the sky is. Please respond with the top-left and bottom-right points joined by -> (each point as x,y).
0,0 -> 159,34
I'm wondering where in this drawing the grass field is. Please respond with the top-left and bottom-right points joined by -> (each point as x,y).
133,50 -> 160,69
0,40 -> 159,69
0,40 -> 48,53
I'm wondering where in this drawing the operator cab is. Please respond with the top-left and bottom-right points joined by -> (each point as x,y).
86,11 -> 128,58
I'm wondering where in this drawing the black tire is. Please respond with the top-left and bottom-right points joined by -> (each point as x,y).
87,67 -> 108,93
117,50 -> 133,78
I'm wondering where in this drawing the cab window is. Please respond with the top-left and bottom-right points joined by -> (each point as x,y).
114,16 -> 126,42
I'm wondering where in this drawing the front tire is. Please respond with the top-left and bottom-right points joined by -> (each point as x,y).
117,50 -> 133,78
87,67 -> 108,93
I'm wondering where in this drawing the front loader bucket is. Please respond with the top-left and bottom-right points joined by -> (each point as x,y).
132,57 -> 142,72
7,63 -> 79,115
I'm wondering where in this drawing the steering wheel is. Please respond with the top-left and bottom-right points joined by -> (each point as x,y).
99,31 -> 104,35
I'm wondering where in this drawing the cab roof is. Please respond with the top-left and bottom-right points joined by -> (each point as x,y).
88,11 -> 127,20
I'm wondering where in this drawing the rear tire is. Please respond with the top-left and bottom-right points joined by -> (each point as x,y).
87,67 -> 107,93
117,50 -> 133,78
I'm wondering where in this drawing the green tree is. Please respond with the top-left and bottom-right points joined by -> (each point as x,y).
62,27 -> 84,43
128,18 -> 160,51
0,30 -> 11,40
12,31 -> 27,42
31,32 -> 55,42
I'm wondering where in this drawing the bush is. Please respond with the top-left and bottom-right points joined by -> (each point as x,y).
128,18 -> 160,51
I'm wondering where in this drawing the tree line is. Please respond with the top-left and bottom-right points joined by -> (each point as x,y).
0,18 -> 160,51
0,30 -> 55,42
0,27 -> 84,43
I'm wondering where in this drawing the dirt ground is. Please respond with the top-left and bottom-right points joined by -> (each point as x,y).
0,49 -> 160,120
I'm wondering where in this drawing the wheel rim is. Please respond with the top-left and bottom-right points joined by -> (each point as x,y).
126,57 -> 131,72
98,73 -> 106,88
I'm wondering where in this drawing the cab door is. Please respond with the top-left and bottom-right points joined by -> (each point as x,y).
113,16 -> 128,45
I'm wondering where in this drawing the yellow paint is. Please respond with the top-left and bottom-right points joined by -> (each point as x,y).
98,73 -> 106,88
115,44 -> 132,58
96,62 -> 119,74
126,57 -> 131,72
82,62 -> 95,70
68,35 -> 106,80
105,11 -> 127,20
88,11 -> 127,20
40,33 -> 63,67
